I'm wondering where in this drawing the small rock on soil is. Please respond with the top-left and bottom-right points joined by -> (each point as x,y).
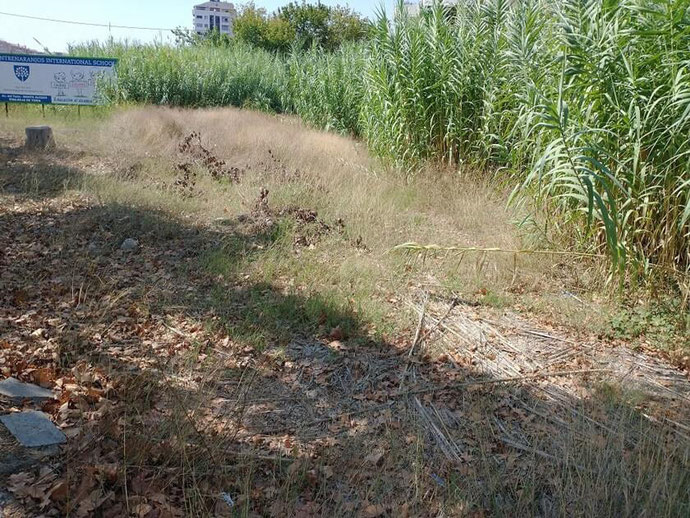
0,411 -> 66,448
0,378 -> 55,402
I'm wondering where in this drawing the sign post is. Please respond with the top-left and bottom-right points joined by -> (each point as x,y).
0,53 -> 117,107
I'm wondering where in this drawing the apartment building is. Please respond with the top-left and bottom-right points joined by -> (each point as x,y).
403,0 -> 460,15
193,1 -> 236,36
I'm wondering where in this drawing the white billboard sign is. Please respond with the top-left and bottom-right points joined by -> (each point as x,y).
0,53 -> 117,106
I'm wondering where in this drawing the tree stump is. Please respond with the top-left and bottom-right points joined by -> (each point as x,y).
25,126 -> 55,151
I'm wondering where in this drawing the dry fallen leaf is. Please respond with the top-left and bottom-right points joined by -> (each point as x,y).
7,472 -> 42,501
48,480 -> 69,503
31,367 -> 55,387
362,503 -> 386,517
364,449 -> 385,466
133,502 -> 153,517
7,471 -> 34,492
328,326 -> 344,341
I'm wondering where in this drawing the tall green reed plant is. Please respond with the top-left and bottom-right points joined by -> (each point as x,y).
364,0 -> 690,275
71,0 -> 690,276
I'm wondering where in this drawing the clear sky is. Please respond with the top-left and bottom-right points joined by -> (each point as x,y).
0,1 -> 396,53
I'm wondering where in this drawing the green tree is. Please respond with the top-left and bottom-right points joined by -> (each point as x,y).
278,2 -> 331,50
234,1 -> 370,53
328,6 -> 370,49
264,17 -> 295,53
233,4 -> 269,48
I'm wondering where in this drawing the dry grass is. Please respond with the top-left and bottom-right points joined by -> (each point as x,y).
1,105 -> 577,336
96,108 -> 615,331
7,106 -> 594,317
1,106 -> 688,517
99,106 -> 519,247
2,105 -> 683,352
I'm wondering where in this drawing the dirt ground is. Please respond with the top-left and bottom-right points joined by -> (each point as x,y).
1,110 -> 689,517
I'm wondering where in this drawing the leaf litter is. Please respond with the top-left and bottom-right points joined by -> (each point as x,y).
0,133 -> 688,516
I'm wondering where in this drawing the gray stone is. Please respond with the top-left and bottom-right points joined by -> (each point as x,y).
0,378 -> 55,402
0,411 -> 66,447
0,424 -> 60,476
120,238 -> 139,251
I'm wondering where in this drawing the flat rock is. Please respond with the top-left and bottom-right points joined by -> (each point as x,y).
0,411 -> 66,448
0,424 -> 60,476
120,238 -> 139,251
0,377 -> 55,401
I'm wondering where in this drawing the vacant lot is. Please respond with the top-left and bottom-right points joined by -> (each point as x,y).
0,107 -> 688,516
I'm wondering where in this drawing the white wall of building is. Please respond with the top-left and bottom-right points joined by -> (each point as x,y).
403,1 -> 461,16
193,1 -> 236,37
421,0 -> 459,6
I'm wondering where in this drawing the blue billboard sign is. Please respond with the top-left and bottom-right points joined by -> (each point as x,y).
0,53 -> 117,106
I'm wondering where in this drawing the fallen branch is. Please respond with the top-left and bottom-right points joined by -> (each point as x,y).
394,368 -> 610,398
223,451 -> 296,464
408,296 -> 460,349
398,293 -> 429,390
408,293 -> 429,359
246,370 -> 610,436
393,242 -> 605,259
499,437 -> 557,462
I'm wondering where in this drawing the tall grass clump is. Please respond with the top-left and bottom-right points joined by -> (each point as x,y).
363,0 -> 690,276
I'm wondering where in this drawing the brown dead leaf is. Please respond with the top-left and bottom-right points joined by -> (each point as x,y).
129,471 -> 149,495
96,463 -> 119,483
48,480 -> 69,502
149,492 -> 168,505
133,502 -> 153,517
364,449 -> 385,466
28,367 -> 55,388
214,498 -> 234,518
41,398 -> 61,414
76,488 -> 102,517
328,326 -> 344,341
103,504 -> 126,518
7,472 -> 35,499
362,503 -> 386,517
70,470 -> 97,510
